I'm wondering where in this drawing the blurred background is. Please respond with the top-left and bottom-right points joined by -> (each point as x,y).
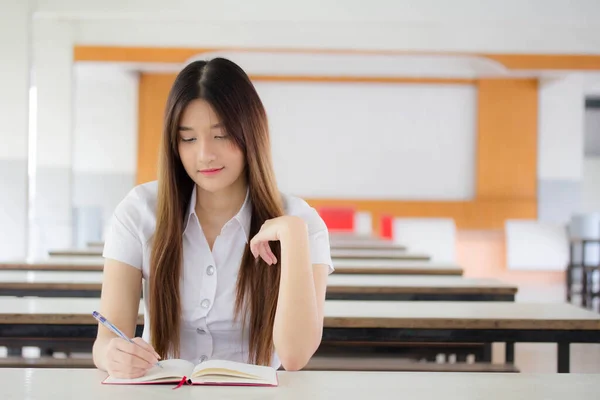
3,0 -> 600,295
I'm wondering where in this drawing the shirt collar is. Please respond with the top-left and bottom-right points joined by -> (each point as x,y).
183,185 -> 252,243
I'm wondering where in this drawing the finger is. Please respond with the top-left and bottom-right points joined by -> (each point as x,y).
132,337 -> 161,359
263,242 -> 276,265
250,241 -> 259,259
114,340 -> 159,367
265,243 -> 277,264
114,348 -> 156,369
261,242 -> 273,265
260,242 -> 273,265
128,339 -> 161,363
107,358 -> 150,378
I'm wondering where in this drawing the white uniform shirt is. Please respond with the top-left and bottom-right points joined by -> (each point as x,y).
102,181 -> 334,369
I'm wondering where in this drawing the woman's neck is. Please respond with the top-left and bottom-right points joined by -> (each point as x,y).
194,176 -> 248,228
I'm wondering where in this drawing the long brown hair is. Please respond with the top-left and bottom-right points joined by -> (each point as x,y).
149,58 -> 284,365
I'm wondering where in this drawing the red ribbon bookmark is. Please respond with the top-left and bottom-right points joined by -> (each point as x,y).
173,376 -> 191,390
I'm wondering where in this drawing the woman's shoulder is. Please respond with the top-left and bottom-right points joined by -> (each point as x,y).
280,192 -> 327,234
112,180 -> 159,234
118,180 -> 159,213
121,180 -> 159,206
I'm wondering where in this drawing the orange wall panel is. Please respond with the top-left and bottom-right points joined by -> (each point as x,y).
136,73 -> 176,185
475,79 -> 538,200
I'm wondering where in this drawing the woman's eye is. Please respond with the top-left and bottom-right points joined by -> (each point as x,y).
181,138 -> 196,143
215,135 -> 227,140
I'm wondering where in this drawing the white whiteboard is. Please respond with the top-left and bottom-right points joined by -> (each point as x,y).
255,82 -> 476,200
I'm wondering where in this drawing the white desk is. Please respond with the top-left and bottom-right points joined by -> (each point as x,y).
0,369 -> 598,399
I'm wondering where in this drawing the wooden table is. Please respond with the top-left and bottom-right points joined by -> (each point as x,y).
0,258 -> 104,272
48,248 -> 103,257
330,240 -> 406,251
331,248 -> 429,260
0,258 -> 462,276
0,271 -> 105,298
84,238 -> 409,251
55,240 -> 422,260
326,275 -> 516,301
2,369 -> 599,399
332,259 -> 463,275
0,272 -> 514,301
1,298 -> 598,373
321,300 -> 600,373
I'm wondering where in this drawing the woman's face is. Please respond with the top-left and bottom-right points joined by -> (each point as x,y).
177,99 -> 245,194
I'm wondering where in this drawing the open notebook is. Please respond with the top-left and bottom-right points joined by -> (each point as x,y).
102,359 -> 278,387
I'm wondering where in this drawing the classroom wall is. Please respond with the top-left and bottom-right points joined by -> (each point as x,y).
504,75 -> 589,271
585,108 -> 600,156
72,64 -> 139,237
583,108 -> 600,213
30,19 -> 75,257
36,0 -> 600,54
0,0 -> 30,259
583,158 -> 600,214
537,75 -> 585,224
18,4 -> 600,256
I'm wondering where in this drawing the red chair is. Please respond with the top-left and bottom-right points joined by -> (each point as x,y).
380,214 -> 393,240
317,207 -> 355,232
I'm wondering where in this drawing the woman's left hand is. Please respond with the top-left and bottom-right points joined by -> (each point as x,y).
250,216 -> 307,265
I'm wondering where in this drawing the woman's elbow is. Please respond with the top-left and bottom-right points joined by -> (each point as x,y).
280,354 -> 311,371
278,340 -> 321,371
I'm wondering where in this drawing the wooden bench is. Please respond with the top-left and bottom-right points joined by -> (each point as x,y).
330,241 -> 407,251
0,271 -> 515,301
48,246 -> 429,260
0,258 -> 104,272
0,258 -> 463,275
0,355 -> 519,373
330,248 -> 430,260
305,355 -> 519,373
326,275 -> 516,301
47,249 -> 103,257
332,259 -> 463,275
88,239 -> 410,252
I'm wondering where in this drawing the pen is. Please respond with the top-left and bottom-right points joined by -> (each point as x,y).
92,310 -> 162,368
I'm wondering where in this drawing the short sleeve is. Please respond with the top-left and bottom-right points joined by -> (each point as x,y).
308,226 -> 335,275
283,194 -> 334,274
102,196 -> 143,270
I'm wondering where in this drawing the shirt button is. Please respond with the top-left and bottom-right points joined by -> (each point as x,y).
196,328 -> 206,335
201,299 -> 211,309
206,265 -> 215,276
199,355 -> 208,363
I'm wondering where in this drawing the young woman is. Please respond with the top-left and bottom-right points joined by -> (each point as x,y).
92,58 -> 334,379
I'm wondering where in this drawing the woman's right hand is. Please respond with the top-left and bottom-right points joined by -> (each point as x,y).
105,337 -> 161,379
